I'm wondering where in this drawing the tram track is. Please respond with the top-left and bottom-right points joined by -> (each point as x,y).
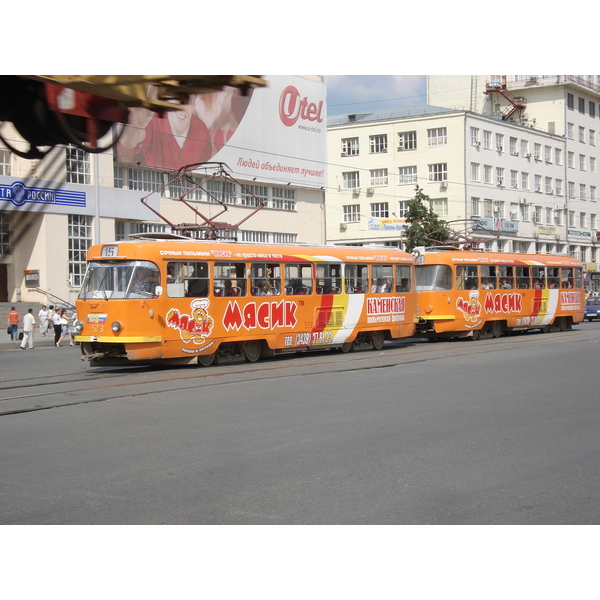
1,326 -> 598,417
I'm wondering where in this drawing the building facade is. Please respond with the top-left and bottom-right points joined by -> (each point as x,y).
0,75 -> 327,304
327,75 -> 600,291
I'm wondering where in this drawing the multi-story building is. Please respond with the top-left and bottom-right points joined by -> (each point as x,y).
327,75 -> 600,291
428,75 -> 600,282
0,76 -> 327,304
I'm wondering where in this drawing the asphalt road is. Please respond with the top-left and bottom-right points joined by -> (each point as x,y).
2,323 -> 599,526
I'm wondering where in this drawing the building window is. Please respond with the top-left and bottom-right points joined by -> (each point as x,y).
66,145 -> 90,184
127,168 -> 164,192
496,167 -> 504,186
369,134 -> 388,153
521,172 -> 529,190
271,187 -> 296,211
0,212 -> 10,255
544,145 -> 552,162
370,202 -> 389,218
545,177 -> 553,194
471,197 -> 480,216
510,170 -> 518,188
591,214 -> 597,229
567,93 -> 574,110
427,128 -> 447,147
398,166 -> 417,185
580,154 -> 586,171
568,152 -> 574,168
591,186 -> 596,202
590,101 -> 596,118
520,139 -> 529,156
206,179 -> 236,205
398,200 -> 409,217
342,171 -> 360,190
567,123 -> 574,139
580,184 -> 587,200
470,127 -> 480,146
568,210 -> 575,227
554,148 -> 562,165
430,198 -> 448,216
341,137 -> 359,156
533,143 -> 541,160
484,165 -> 492,184
580,212 -> 587,228
590,130 -> 596,146
115,221 -> 168,240
591,157 -> 596,173
520,202 -> 529,221
554,209 -> 562,226
68,214 -> 92,288
554,179 -> 563,196
370,169 -> 388,187
241,184 -> 268,207
568,181 -> 575,198
471,163 -> 480,182
579,97 -> 586,113
0,150 -> 11,175
343,204 -> 361,223
534,174 -> 542,192
510,137 -> 518,155
495,133 -> 504,151
579,126 -> 586,143
428,163 -> 447,182
483,130 -> 492,149
483,199 -> 493,218
398,131 -> 417,151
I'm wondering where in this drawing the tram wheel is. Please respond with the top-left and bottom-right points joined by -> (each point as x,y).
371,331 -> 385,350
340,341 -> 354,353
244,340 -> 262,363
491,321 -> 502,338
559,318 -> 567,332
471,329 -> 481,341
198,353 -> 216,367
540,325 -> 551,334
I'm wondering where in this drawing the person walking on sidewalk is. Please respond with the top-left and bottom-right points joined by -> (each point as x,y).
38,305 -> 49,337
7,307 -> 20,341
51,307 -> 62,346
20,308 -> 36,349
56,308 -> 71,347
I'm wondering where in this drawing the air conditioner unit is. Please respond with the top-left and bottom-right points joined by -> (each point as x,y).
440,182 -> 447,189
535,186 -> 541,192
497,179 -> 503,186
352,188 -> 360,195
339,222 -> 347,231
366,187 -> 374,195
497,146 -> 503,152
510,211 -> 518,219
474,141 -> 481,147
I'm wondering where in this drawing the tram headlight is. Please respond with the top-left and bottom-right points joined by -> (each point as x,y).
73,320 -> 84,332
111,321 -> 122,332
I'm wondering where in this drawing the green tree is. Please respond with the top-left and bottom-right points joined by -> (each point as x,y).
403,185 -> 455,252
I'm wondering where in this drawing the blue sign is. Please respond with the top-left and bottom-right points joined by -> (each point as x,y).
0,182 -> 86,208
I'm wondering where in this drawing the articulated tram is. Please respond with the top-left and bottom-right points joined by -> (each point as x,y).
414,248 -> 585,340
74,236 -> 416,366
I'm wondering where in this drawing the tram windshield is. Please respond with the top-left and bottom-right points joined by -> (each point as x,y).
415,264 -> 453,291
78,260 -> 161,300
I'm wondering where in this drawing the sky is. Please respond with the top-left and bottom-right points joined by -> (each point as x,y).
325,75 -> 427,116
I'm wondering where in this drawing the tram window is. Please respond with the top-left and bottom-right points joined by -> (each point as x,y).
285,263 -> 313,295
516,266 -> 531,289
214,262 -> 246,297
415,264 -> 452,291
532,267 -> 546,289
371,265 -> 393,293
561,268 -> 573,288
480,265 -> 497,289
316,263 -> 342,294
166,261 -> 209,298
574,268 -> 583,289
456,265 -> 479,290
345,264 -> 368,293
127,261 -> 161,298
250,263 -> 281,296
79,261 -> 135,300
547,267 -> 560,289
396,265 -> 411,292
498,266 -> 514,289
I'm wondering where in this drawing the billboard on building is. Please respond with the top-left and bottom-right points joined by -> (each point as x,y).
114,75 -> 327,188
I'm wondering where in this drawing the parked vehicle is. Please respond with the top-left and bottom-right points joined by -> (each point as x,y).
584,296 -> 600,321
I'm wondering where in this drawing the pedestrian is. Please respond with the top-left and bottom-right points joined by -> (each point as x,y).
20,308 -> 36,349
56,308 -> 70,347
7,306 -> 20,341
68,311 -> 78,346
51,307 -> 62,346
38,305 -> 49,337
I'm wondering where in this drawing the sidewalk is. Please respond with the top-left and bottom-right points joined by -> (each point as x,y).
0,334 -> 79,350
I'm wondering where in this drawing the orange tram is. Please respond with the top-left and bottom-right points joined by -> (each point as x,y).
74,236 -> 416,367
413,247 -> 585,340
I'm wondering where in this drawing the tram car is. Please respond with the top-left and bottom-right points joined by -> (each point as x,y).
413,247 -> 584,340
74,236 -> 416,366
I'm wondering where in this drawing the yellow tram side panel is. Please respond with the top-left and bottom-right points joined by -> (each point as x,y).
76,240 -> 417,362
416,250 -> 584,336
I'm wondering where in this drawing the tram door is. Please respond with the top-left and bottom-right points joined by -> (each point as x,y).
0,264 -> 7,302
